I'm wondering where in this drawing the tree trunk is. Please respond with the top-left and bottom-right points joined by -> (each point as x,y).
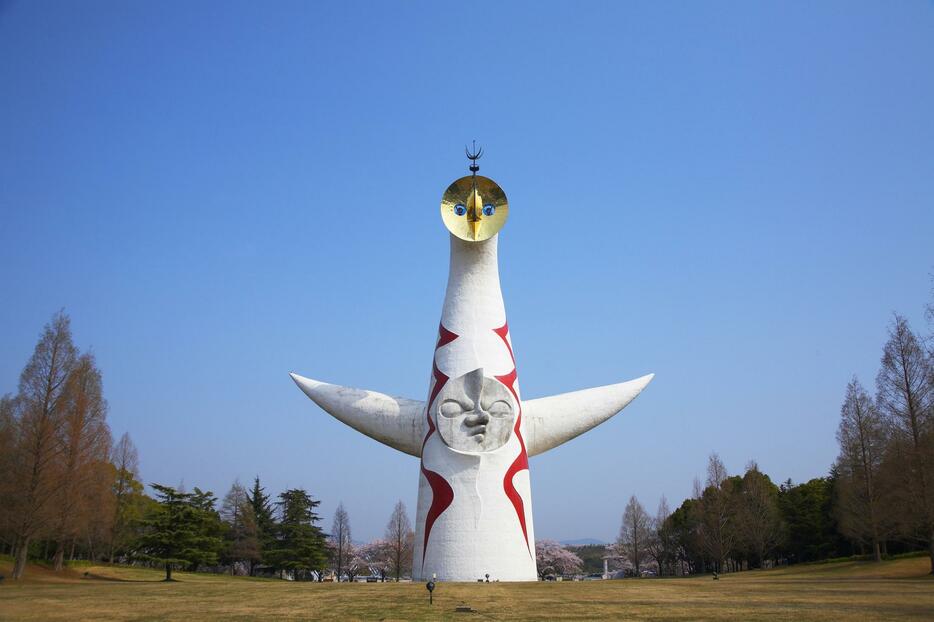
53,541 -> 65,571
12,537 -> 30,579
872,539 -> 881,562
165,562 -> 173,581
929,535 -> 934,576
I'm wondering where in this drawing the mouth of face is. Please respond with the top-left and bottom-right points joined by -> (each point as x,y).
465,423 -> 487,442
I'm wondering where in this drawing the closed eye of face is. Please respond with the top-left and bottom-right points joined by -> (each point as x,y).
487,400 -> 512,417
440,399 -> 470,418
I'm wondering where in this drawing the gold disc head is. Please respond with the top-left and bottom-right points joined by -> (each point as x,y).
440,175 -> 509,242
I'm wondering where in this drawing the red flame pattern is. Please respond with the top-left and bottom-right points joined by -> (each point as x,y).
494,323 -> 532,556
420,324 -> 458,564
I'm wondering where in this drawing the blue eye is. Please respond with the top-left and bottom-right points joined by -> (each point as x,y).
482,204 -> 495,216
454,204 -> 467,216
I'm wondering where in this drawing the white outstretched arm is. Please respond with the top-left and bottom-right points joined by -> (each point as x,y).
523,373 -> 654,457
289,370 -> 653,458
290,373 -> 426,457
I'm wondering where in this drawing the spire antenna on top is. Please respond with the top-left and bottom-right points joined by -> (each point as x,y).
465,140 -> 482,174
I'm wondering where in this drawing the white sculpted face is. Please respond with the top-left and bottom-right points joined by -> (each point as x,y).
435,368 -> 515,453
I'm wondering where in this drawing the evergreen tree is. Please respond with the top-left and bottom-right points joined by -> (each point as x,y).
188,487 -> 225,569
667,498 -> 704,574
777,478 -> 848,563
136,484 -> 224,580
247,476 -> 274,575
734,464 -> 783,568
266,488 -> 327,580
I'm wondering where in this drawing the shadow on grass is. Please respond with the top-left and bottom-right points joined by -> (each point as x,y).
80,571 -> 166,583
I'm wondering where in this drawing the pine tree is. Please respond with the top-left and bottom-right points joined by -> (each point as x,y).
247,476 -> 274,575
188,487 -> 225,569
266,488 -> 327,580
136,484 -> 224,581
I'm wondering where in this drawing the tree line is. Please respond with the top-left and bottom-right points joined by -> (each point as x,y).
0,311 -> 415,581
134,477 -> 414,582
609,306 -> 933,577
2,299 -> 930,581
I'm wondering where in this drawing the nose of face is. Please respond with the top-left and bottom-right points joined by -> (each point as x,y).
464,408 -> 490,432
466,187 -> 483,240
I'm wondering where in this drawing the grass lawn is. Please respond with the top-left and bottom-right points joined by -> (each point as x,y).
2,556 -> 933,620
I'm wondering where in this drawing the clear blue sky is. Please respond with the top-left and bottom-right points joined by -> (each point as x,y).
1,1 -> 932,543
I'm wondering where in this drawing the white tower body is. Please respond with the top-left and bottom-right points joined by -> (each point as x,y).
290,171 -> 653,581
414,234 -> 535,581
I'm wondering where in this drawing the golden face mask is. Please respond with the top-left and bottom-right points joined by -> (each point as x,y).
440,175 -> 509,242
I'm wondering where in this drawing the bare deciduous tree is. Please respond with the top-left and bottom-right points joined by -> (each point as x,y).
9,311 -> 78,579
329,502 -> 352,580
0,394 -> 18,555
384,500 -> 413,581
834,378 -> 888,561
108,432 -> 140,562
221,479 -> 260,574
699,453 -> 734,573
647,496 -> 675,576
876,314 -> 934,573
707,453 -> 728,489
51,353 -> 112,571
617,495 -> 652,574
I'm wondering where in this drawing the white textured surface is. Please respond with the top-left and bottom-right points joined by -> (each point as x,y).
288,370 -> 655,461
291,232 -> 653,582
288,374 -> 425,457
523,374 -> 654,457
415,235 -> 538,582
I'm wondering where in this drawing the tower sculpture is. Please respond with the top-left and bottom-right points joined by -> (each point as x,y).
291,148 -> 653,581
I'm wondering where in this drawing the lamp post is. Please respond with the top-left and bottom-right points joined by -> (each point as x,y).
426,573 -> 436,605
